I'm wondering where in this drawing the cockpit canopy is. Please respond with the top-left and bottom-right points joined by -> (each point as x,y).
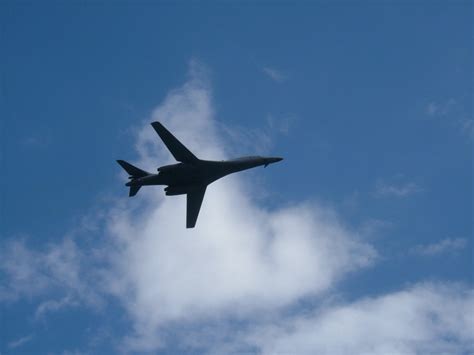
229,155 -> 263,162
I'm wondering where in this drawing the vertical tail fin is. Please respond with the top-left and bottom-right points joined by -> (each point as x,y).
117,160 -> 148,198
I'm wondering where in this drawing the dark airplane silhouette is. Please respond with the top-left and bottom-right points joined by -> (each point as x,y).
117,122 -> 283,228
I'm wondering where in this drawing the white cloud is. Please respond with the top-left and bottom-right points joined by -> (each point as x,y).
8,334 -> 33,349
35,296 -> 79,319
426,99 -> 457,117
21,134 -> 52,148
460,118 -> 474,139
0,237 -> 100,307
2,62 -> 471,354
249,283 -> 474,355
0,239 -> 50,301
426,102 -> 439,116
219,114 -> 295,156
263,66 -> 286,82
411,237 -> 468,256
374,179 -> 422,198
265,114 -> 294,135
220,122 -> 274,155
425,98 -> 473,140
60,350 -> 89,355
103,61 -> 376,350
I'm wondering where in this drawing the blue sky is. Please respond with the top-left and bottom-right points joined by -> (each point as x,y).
1,2 -> 472,354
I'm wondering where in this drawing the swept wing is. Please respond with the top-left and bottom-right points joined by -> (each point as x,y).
186,185 -> 207,228
151,121 -> 199,163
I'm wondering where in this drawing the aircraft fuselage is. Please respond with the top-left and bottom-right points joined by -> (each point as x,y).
126,156 -> 282,194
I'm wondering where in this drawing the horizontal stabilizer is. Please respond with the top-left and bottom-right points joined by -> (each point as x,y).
129,185 -> 141,197
116,160 -> 149,178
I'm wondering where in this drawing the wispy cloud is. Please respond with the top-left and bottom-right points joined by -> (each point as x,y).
60,350 -> 89,355
263,66 -> 287,83
247,283 -> 474,355
21,136 -> 50,148
374,179 -> 422,198
105,63 -> 376,350
426,98 -> 457,117
425,98 -> 473,140
0,237 -> 100,307
411,237 -> 468,256
219,114 -> 295,156
20,128 -> 53,148
460,118 -> 474,139
35,296 -> 79,319
265,114 -> 294,135
8,334 -> 33,349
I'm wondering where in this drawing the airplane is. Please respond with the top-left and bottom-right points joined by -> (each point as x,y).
117,121 -> 283,228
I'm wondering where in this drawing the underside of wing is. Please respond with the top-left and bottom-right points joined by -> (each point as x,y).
151,121 -> 199,163
186,185 -> 207,228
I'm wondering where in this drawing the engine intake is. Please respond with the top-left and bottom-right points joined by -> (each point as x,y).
165,186 -> 191,196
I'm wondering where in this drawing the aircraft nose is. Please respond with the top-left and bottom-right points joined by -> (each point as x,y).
264,157 -> 283,166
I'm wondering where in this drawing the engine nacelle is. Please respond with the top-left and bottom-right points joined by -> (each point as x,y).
158,163 -> 181,172
165,186 -> 191,196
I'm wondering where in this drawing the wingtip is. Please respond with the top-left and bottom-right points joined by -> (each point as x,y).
116,159 -> 128,169
186,218 -> 196,228
151,121 -> 167,133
